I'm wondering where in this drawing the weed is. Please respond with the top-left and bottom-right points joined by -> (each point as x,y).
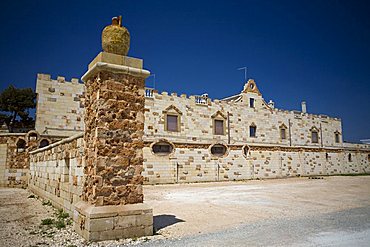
56,209 -> 69,220
55,219 -> 66,229
41,218 -> 54,225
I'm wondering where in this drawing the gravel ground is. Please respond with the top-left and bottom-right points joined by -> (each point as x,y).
0,176 -> 369,246
135,206 -> 370,247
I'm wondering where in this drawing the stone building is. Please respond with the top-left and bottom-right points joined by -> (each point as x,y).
25,72 -> 370,186
0,15 -> 369,241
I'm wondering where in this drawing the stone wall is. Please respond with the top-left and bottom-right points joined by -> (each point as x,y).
28,133 -> 84,215
142,144 -> 370,184
35,73 -> 85,137
0,132 -> 61,187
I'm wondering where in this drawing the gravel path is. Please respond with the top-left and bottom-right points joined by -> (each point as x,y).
133,206 -> 370,247
1,176 -> 369,246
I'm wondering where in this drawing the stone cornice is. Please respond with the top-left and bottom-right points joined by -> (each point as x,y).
81,62 -> 151,82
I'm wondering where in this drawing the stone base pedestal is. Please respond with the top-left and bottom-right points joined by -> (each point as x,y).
73,201 -> 153,241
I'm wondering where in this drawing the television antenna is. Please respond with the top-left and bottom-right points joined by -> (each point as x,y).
237,67 -> 248,82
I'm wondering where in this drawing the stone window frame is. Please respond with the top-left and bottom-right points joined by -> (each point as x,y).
211,111 -> 227,136
279,124 -> 288,140
163,105 -> 182,132
242,144 -> 251,159
150,139 -> 175,156
310,126 -> 319,144
249,123 -> 257,138
209,142 -> 229,158
334,131 -> 341,143
26,130 -> 40,143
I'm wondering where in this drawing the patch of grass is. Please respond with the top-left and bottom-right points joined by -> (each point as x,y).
41,218 -> 54,225
56,209 -> 69,220
55,219 -> 66,229
42,200 -> 52,206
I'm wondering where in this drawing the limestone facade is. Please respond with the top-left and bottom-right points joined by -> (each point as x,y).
35,73 -> 85,137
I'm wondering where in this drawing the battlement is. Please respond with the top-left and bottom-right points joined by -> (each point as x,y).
35,73 -> 85,137
37,73 -> 81,84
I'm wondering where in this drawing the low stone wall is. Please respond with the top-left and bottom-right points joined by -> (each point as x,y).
142,142 -> 370,184
28,133 -> 84,215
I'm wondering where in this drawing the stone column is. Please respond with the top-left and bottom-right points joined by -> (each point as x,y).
73,17 -> 153,241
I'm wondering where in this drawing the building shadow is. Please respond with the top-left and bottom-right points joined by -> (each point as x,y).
154,214 -> 185,232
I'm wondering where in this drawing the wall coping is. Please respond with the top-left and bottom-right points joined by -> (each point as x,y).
29,132 -> 84,155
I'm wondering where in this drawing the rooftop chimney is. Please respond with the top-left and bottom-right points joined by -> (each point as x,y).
268,100 -> 275,109
301,101 -> 307,113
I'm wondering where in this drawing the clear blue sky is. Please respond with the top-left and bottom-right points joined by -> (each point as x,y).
0,0 -> 369,142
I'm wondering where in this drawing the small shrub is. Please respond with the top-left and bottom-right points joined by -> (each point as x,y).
55,220 -> 66,229
56,209 -> 69,220
41,218 -> 54,225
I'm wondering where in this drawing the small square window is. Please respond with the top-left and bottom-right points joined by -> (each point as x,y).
166,115 -> 178,132
312,131 -> 319,143
250,126 -> 256,137
250,98 -> 255,108
214,119 -> 224,135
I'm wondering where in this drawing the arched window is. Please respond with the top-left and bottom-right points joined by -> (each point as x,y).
210,144 -> 227,157
39,139 -> 50,148
334,131 -> 340,143
16,139 -> 26,153
152,141 -> 174,155
28,132 -> 38,141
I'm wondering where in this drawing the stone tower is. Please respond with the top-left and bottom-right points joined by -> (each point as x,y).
73,16 -> 153,241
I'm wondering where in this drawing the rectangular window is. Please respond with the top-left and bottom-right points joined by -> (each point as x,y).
312,131 -> 318,143
214,119 -> 224,135
250,98 -> 255,108
335,133 -> 340,143
166,115 -> 178,132
250,126 -> 256,137
280,128 -> 286,140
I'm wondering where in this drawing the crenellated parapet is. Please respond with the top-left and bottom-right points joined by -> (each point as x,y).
35,73 -> 85,137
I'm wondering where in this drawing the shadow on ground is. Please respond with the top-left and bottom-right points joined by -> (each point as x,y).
154,214 -> 185,231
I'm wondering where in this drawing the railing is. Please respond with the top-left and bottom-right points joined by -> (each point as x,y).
145,88 -> 154,98
195,95 -> 208,105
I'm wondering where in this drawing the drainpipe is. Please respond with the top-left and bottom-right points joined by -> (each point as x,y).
288,119 -> 292,146
176,162 -> 179,183
227,112 -> 231,144
320,123 -> 323,148
216,162 -> 220,181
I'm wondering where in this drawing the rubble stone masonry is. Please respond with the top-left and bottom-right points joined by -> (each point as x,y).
83,71 -> 146,206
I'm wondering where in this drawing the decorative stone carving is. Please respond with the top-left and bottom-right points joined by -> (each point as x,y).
102,16 -> 130,56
